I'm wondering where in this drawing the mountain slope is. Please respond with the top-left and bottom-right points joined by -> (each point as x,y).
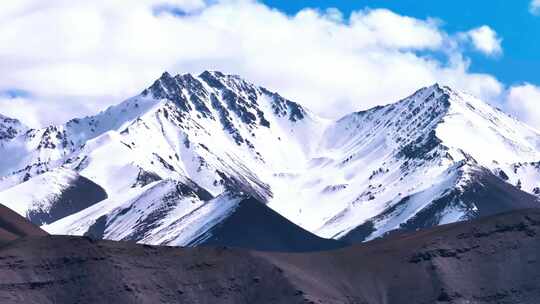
44,179 -> 217,245
259,208 -> 540,304
342,165 -> 540,242
1,73 -> 539,245
191,197 -> 345,252
0,204 -> 47,244
1,209 -> 540,303
0,168 -> 107,225
44,180 -> 342,252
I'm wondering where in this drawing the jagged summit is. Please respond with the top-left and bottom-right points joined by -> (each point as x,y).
141,70 -> 308,125
144,70 -> 261,101
333,82 -> 540,166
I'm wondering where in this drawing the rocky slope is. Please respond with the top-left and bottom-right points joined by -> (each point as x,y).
1,209 -> 539,303
0,204 -> 47,245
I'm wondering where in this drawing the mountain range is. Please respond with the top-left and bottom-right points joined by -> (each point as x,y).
0,71 -> 539,248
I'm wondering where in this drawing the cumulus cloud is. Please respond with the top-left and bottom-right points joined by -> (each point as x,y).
466,25 -> 502,56
530,0 -> 540,15
348,9 -> 444,49
506,83 -> 540,130
0,0 -> 507,126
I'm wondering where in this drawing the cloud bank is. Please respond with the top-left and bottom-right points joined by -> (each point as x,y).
0,0 -> 537,129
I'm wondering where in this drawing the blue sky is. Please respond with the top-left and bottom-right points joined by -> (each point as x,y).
263,0 -> 540,87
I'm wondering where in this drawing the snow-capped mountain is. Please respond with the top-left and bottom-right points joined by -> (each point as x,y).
0,72 -> 538,246
268,84 -> 540,241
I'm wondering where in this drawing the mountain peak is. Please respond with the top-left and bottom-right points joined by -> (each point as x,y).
140,70 -> 308,124
345,82 -> 451,121
144,70 -> 245,99
199,70 -> 225,78
430,82 -> 454,91
159,71 -> 173,80
0,113 -> 27,142
427,82 -> 443,91
408,82 -> 448,101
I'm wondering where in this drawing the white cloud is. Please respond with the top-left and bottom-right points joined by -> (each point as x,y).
530,0 -> 540,15
0,97 -> 41,128
466,25 -> 502,56
349,9 -> 443,50
506,83 -> 540,130
0,94 -> 101,128
0,0 -> 506,126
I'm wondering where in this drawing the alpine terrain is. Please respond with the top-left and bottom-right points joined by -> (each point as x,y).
0,71 -> 539,246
